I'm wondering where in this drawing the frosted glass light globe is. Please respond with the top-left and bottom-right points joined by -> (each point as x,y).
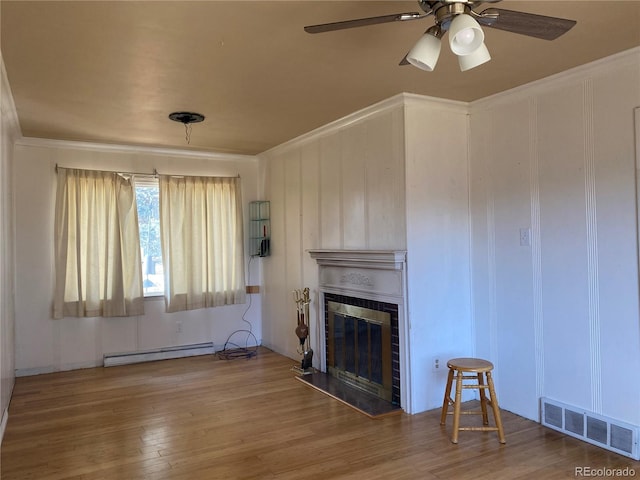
455,28 -> 476,45
449,14 -> 484,56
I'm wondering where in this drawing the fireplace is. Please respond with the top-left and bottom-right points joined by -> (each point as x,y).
309,249 -> 408,411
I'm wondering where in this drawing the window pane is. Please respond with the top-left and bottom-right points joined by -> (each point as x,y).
135,183 -> 164,296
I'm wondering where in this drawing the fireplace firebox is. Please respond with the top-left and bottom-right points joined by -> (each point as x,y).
325,293 -> 400,405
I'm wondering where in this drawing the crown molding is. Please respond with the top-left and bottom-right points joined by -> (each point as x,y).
402,92 -> 469,113
15,136 -> 257,162
471,47 -> 640,111
261,93 -> 468,157
261,94 -> 405,157
1,56 -> 22,138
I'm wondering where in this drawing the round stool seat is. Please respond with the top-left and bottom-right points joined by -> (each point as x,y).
440,357 -> 505,444
447,358 -> 494,372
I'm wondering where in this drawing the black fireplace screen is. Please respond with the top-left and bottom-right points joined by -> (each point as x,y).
325,295 -> 400,405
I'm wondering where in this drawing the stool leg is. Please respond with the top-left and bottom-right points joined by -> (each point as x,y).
486,371 -> 506,444
477,372 -> 489,425
451,369 -> 463,444
440,368 -> 454,425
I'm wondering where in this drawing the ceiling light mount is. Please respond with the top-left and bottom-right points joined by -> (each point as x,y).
433,2 -> 469,29
169,111 -> 205,144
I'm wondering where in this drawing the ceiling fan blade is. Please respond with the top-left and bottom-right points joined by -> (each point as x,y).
478,8 -> 576,40
304,12 -> 427,34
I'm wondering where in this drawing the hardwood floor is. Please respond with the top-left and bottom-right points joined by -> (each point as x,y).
2,348 -> 637,479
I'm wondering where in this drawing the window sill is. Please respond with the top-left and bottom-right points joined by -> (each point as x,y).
143,294 -> 164,301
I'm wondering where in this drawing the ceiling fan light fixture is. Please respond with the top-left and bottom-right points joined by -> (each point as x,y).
406,26 -> 442,72
458,42 -> 491,71
448,13 -> 485,56
303,2 -> 577,74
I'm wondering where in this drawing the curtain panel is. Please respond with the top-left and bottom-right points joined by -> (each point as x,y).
53,168 -> 145,319
159,175 -> 246,312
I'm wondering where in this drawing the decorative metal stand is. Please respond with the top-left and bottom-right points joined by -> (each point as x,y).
291,287 -> 314,375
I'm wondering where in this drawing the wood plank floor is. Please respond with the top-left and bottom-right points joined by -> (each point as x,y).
2,348 -> 637,479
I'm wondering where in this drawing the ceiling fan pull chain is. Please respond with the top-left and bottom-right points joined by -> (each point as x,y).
185,122 -> 192,144
168,112 -> 205,145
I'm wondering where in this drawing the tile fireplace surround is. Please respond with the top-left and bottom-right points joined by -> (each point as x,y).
308,249 -> 411,412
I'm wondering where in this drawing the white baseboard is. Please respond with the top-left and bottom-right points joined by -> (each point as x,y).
15,343 -> 216,376
16,360 -> 101,377
103,342 -> 214,367
1,407 -> 8,445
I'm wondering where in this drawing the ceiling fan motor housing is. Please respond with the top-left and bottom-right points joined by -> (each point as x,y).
428,1 -> 473,31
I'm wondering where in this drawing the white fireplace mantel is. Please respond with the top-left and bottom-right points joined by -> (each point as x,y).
308,249 -> 407,303
308,249 -> 406,268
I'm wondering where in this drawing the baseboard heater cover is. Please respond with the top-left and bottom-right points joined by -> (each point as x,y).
541,397 -> 639,460
104,342 -> 214,367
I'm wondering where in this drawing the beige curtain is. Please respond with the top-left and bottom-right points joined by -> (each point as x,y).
53,168 -> 144,318
159,175 -> 246,312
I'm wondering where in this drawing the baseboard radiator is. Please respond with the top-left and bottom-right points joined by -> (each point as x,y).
541,397 -> 639,460
104,342 -> 214,367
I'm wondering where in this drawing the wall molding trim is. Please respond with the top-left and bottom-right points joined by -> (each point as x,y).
16,360 -> 102,378
636,107 -> 640,314
529,97 -> 545,402
263,94 -> 405,157
485,124 -> 498,382
470,47 -> 640,111
15,136 -> 257,162
0,407 -> 8,444
1,56 -> 22,137
402,92 -> 469,113
262,93 -> 468,158
582,79 -> 602,413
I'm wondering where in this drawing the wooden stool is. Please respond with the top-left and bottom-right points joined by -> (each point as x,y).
440,357 -> 506,444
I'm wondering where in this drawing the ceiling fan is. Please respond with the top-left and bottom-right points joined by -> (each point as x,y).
304,1 -> 577,72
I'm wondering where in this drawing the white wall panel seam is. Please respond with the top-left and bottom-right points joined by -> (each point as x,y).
530,97 -> 545,402
635,107 -> 640,420
298,151 -> 304,284
364,122 -> 370,250
487,112 -> 499,384
466,112 -> 476,360
338,132 -> 345,249
583,79 -> 602,413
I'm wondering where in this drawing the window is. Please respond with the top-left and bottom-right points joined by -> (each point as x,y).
55,168 -> 245,317
134,178 -> 164,297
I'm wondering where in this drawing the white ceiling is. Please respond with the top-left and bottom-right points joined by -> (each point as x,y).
2,1 -> 639,155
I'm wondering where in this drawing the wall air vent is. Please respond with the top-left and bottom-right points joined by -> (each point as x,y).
541,397 -> 639,460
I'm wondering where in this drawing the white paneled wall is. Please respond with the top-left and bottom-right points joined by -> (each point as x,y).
404,97 -> 473,412
260,97 -> 407,366
260,94 -> 473,414
470,50 -> 640,424
12,140 -> 261,375
261,49 -> 640,421
1,56 -> 20,441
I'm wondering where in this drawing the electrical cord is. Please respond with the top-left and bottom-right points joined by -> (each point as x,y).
217,255 -> 258,360
217,329 -> 258,360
